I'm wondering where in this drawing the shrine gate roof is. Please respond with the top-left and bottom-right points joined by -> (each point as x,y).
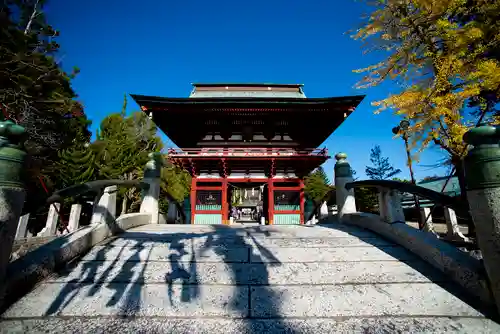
130,83 -> 365,148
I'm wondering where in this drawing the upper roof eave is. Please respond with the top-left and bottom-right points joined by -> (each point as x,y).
191,83 -> 304,88
130,94 -> 366,106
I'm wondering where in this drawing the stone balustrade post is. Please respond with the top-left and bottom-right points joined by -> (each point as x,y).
334,153 -> 356,221
319,202 -> 329,219
420,207 -> 436,235
90,186 -> 117,225
0,120 -> 27,309
68,204 -> 82,232
378,188 -> 405,223
311,215 -> 318,225
40,203 -> 60,237
140,152 -> 164,224
15,214 -> 30,239
463,125 -> 500,313
443,207 -> 469,242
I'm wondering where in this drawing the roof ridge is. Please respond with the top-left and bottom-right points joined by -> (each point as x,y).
191,83 -> 304,87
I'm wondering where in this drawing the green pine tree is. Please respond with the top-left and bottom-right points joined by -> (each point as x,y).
161,163 -> 191,203
349,167 -> 378,213
159,161 -> 191,215
305,167 -> 333,204
57,144 -> 97,188
365,145 -> 402,180
1,0 -> 91,166
93,96 -> 169,214
354,187 -> 378,213
2,0 -> 93,226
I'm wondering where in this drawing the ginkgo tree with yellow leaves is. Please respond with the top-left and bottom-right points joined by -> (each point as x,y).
352,0 -> 500,191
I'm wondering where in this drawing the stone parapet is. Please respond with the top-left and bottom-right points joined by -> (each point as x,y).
341,212 -> 493,307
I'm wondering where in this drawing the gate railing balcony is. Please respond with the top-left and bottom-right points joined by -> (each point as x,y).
166,147 -> 328,158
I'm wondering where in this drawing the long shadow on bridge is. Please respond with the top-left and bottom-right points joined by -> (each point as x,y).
44,224 -> 293,333
318,222 -> 500,322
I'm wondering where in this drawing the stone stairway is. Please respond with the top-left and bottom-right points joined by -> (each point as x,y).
1,223 -> 499,333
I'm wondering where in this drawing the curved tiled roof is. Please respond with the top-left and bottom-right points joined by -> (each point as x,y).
189,83 -> 307,98
190,90 -> 306,98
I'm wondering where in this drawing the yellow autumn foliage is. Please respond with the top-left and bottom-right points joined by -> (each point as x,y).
353,0 -> 500,161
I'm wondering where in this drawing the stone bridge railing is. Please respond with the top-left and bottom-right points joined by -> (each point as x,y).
10,151 -> 187,253
0,120 -> 175,311
10,180 -> 148,260
345,179 -> 471,244
305,180 -> 470,245
332,125 -> 500,314
14,180 -> 145,240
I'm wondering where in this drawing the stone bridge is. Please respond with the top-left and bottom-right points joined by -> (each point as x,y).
2,220 -> 500,333
2,125 -> 500,333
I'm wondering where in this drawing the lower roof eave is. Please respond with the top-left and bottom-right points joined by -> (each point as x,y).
167,155 -> 330,160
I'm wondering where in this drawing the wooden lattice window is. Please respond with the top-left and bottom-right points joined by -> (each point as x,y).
274,190 -> 300,211
196,190 -> 222,210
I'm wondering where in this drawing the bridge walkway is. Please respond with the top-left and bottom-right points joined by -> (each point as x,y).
1,223 -> 499,333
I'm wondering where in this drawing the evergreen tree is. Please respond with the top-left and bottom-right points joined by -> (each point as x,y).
316,166 -> 330,185
56,112 -> 97,189
95,97 -> 163,214
391,177 -> 411,183
354,187 -> 378,213
57,143 -> 97,188
304,167 -> 332,204
349,167 -> 378,213
161,163 -> 191,203
350,168 -> 358,181
365,145 -> 401,180
1,1 -> 92,227
159,162 -> 191,216
420,175 -> 441,182
1,0 -> 91,164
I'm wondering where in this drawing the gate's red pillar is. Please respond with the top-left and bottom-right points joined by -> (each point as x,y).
222,178 -> 228,225
299,179 -> 305,224
190,177 -> 197,224
268,178 -> 274,225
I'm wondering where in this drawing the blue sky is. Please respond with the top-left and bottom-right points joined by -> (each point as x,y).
45,0 -> 449,181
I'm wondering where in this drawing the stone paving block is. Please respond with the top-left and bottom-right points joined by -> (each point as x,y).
2,317 -> 500,334
50,260 -> 446,285
105,226 -> 381,249
101,234 -> 250,249
129,224 -> 219,234
251,260 -> 447,285
102,234 -> 394,250
244,224 -> 378,238
52,261 -> 237,285
250,283 -> 483,318
126,224 -> 378,239
250,245 -> 418,263
2,282 -> 248,318
246,236 -> 394,248
81,244 -> 250,263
